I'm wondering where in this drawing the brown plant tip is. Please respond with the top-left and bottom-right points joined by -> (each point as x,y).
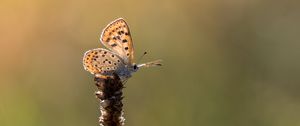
94,73 -> 125,126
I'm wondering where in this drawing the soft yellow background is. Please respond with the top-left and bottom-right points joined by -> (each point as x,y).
1,0 -> 300,126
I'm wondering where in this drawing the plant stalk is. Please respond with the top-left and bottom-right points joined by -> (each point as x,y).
94,74 -> 125,126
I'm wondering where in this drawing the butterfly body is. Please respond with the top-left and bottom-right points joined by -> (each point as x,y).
83,18 -> 161,81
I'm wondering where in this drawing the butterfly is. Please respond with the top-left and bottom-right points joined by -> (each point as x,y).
83,18 -> 162,81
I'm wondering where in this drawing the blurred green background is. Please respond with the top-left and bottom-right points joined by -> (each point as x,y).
1,0 -> 300,126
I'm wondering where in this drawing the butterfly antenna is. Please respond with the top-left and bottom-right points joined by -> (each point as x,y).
137,51 -> 147,64
138,59 -> 162,68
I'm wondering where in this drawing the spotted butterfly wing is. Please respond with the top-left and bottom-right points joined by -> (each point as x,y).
83,48 -> 125,77
100,18 -> 134,64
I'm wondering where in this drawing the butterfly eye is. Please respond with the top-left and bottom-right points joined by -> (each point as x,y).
133,64 -> 137,70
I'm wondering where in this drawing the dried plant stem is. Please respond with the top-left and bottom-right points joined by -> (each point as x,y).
94,74 -> 125,126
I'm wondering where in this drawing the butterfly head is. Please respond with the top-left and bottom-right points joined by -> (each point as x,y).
128,59 -> 162,74
130,63 -> 139,72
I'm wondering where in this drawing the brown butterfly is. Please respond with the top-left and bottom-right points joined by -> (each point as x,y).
83,18 -> 161,80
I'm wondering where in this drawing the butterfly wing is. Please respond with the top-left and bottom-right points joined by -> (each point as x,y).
83,48 -> 125,76
100,18 -> 134,64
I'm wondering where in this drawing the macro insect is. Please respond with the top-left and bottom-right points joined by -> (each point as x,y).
83,18 -> 161,81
